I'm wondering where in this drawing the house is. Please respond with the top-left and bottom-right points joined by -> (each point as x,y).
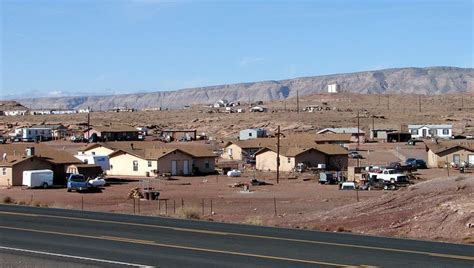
250,106 -> 268,113
222,138 -> 276,161
369,128 -> 397,140
15,127 -> 53,142
255,144 -> 348,172
317,128 -> 366,143
213,99 -> 229,108
3,109 -> 28,116
328,83 -> 340,93
84,125 -> 140,141
222,133 -> 351,161
239,128 -> 267,140
425,140 -> 474,168
51,109 -> 77,115
79,142 -> 217,176
408,124 -> 452,139
160,129 -> 197,142
31,124 -> 68,140
29,109 -> 52,115
0,144 -> 82,186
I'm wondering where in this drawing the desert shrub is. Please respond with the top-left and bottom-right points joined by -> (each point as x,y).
177,207 -> 200,220
2,196 -> 13,204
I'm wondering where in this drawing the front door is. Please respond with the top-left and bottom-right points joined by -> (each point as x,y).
453,154 -> 461,165
422,129 -> 427,138
171,160 -> 177,176
183,160 -> 189,175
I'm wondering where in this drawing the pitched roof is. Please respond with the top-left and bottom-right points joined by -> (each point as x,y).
226,133 -> 351,149
425,140 -> 474,154
255,144 -> 348,157
31,124 -> 67,130
0,144 -> 81,165
88,141 -> 216,160
317,128 -> 365,134
408,124 -> 452,129
88,125 -> 139,133
0,155 -> 34,167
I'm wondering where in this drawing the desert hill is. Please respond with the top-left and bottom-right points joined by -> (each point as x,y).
16,66 -> 474,110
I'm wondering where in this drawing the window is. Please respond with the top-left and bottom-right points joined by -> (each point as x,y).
411,129 -> 418,135
453,154 -> 460,164
133,160 -> 138,171
287,157 -> 291,163
2,168 -> 6,175
442,129 -> 449,135
110,165 -> 113,170
205,160 -> 210,169
148,161 -> 152,167
248,132 -> 253,137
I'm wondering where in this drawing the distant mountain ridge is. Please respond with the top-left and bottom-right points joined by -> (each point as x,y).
17,66 -> 473,110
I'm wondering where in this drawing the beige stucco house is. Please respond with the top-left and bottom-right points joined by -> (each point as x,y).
80,142 -> 216,177
426,141 -> 474,168
255,144 -> 348,172
0,144 -> 83,186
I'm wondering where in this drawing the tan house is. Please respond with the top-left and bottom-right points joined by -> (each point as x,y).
84,125 -> 140,141
222,133 -> 351,161
426,140 -> 474,168
0,156 -> 53,186
80,142 -> 217,177
0,144 -> 82,186
255,144 -> 348,172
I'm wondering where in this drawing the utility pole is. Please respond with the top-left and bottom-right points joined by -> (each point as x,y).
296,90 -> 299,113
357,110 -> 360,149
284,100 -> 287,112
418,95 -> 421,113
372,116 -> 375,140
87,110 -> 91,140
276,125 -> 281,184
461,95 -> 464,110
387,94 -> 390,110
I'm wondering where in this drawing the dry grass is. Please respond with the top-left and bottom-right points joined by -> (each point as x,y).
176,207 -> 201,220
243,216 -> 263,226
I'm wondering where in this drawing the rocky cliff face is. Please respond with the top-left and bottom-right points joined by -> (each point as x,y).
18,66 -> 473,110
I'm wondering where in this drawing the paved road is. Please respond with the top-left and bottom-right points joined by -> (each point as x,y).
0,204 -> 473,267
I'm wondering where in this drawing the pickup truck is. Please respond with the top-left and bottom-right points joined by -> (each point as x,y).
368,169 -> 409,184
67,174 -> 90,192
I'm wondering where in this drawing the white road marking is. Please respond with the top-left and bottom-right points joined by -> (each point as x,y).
0,246 -> 154,268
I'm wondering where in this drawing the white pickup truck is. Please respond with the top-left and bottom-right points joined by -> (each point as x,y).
368,169 -> 409,184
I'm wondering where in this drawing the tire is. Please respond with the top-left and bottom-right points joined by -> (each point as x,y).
67,189 -> 72,192
390,184 -> 396,190
383,185 -> 389,190
42,182 -> 48,189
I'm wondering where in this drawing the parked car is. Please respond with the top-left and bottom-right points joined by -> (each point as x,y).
368,169 -> 409,184
406,159 -> 427,169
407,139 -> 422,146
0,136 -> 5,144
88,176 -> 106,187
340,182 -> 356,190
227,169 -> 242,177
348,151 -> 363,159
67,174 -> 90,192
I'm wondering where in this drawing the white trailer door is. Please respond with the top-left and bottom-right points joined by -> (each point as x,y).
171,161 -> 177,176
183,160 -> 189,175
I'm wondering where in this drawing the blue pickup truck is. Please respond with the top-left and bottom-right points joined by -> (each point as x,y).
67,174 -> 89,192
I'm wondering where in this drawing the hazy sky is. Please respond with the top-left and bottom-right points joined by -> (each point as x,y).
1,0 -> 472,99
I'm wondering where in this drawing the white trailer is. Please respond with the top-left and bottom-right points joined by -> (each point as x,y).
23,170 -> 54,188
74,154 -> 110,172
20,127 -> 53,142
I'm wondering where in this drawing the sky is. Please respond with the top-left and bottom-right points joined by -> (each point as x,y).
1,0 -> 472,99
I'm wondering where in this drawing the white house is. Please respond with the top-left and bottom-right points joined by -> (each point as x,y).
4,110 -> 28,116
328,83 -> 340,93
408,124 -> 452,139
